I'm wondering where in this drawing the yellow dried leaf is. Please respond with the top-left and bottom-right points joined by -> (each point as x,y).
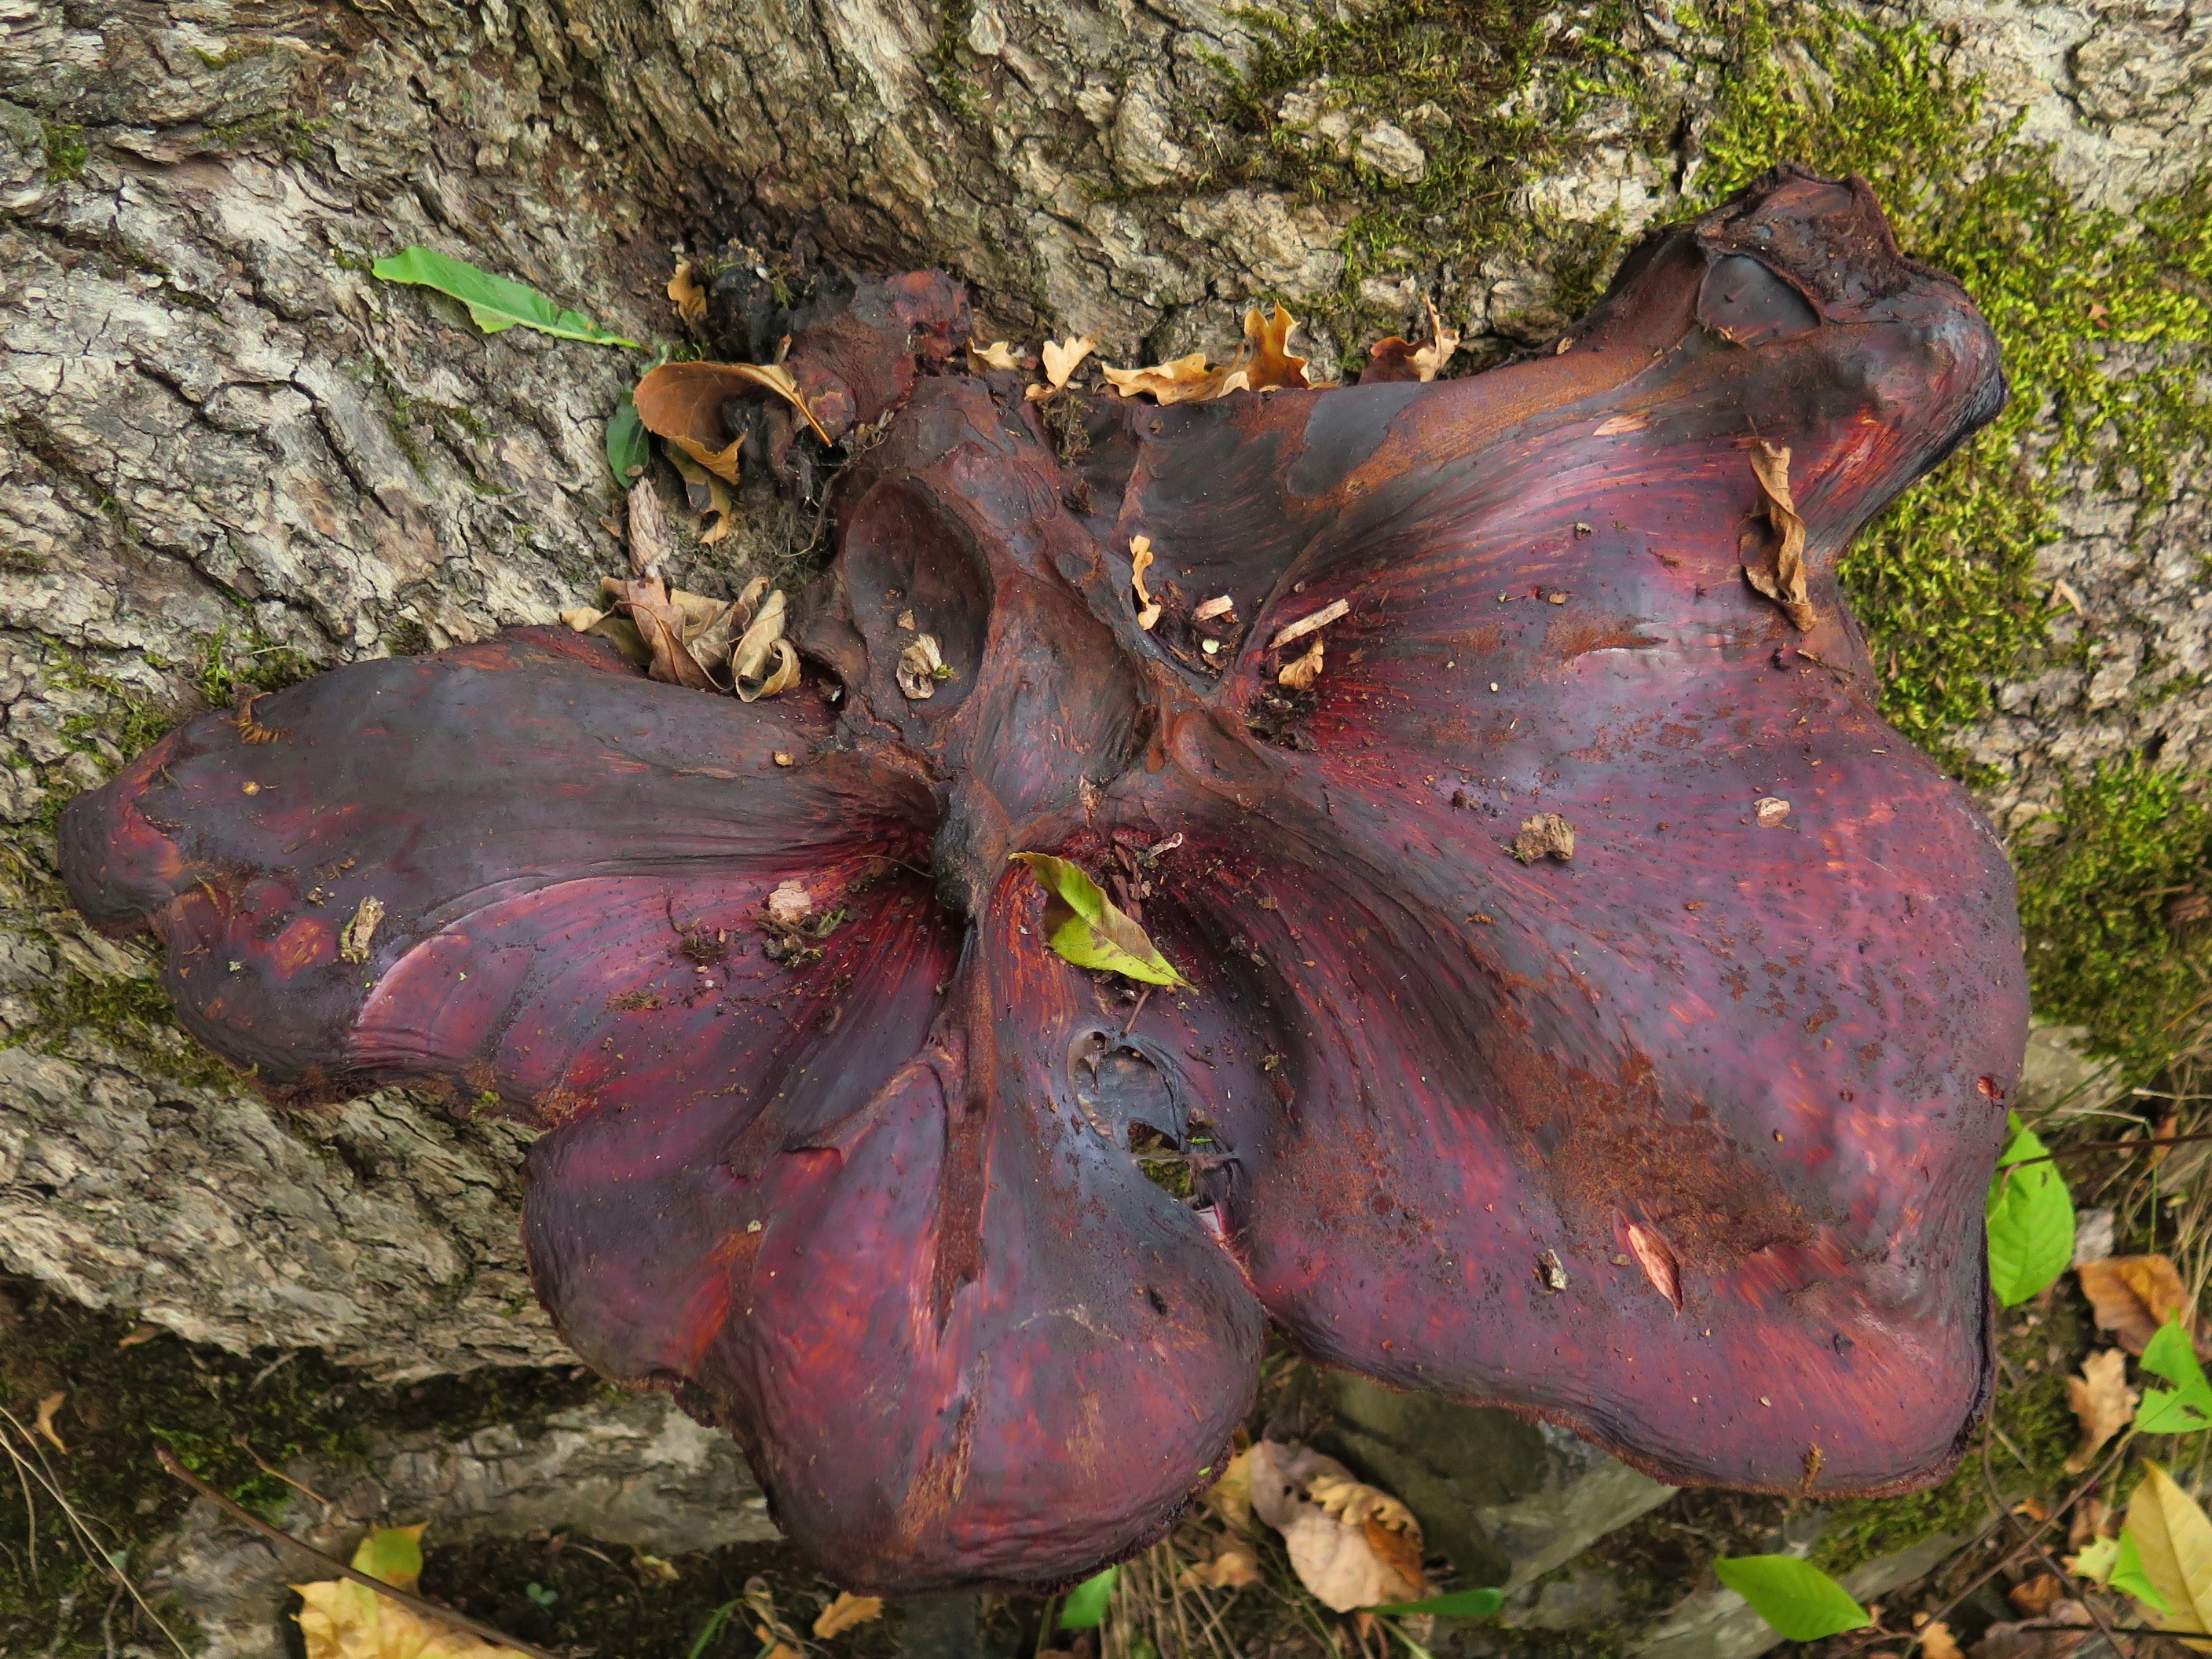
1180,1544 -> 1263,1590
1361,298 -> 1457,383
1511,814 -> 1575,864
2065,1348 -> 2138,1473
2080,1254 -> 2199,1356
812,1591 -> 883,1638
1278,638 -> 1323,690
969,339 -> 1022,372
2123,1461 -> 2212,1649
897,633 -> 946,700
738,638 -> 799,703
292,1526 -> 532,1659
1041,334 -> 1097,390
1102,350 -> 1251,405
1206,1447 -> 1256,1532
1307,1473 -> 1418,1536
1740,440 -> 1815,630
1130,536 -> 1162,630
633,361 -> 831,468
1242,303 -> 1312,391
35,1391 -> 66,1454
667,259 -> 707,327
1917,1618 -> 1965,1659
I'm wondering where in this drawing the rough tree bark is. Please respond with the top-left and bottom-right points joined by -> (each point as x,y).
0,0 -> 2205,1641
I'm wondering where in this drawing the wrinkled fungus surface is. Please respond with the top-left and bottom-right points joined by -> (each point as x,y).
61,168 -> 2028,1593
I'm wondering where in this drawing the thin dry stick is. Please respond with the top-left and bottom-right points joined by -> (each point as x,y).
1979,1442 -> 2128,1657
154,1449 -> 563,1659
0,1413 -> 187,1656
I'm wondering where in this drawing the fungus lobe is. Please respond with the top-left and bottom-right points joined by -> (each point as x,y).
60,167 -> 2027,1593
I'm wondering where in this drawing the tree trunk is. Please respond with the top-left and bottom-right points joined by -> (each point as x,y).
0,0 -> 2206,1638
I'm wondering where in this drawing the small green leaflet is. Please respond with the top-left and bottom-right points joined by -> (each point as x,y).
1057,1566 -> 1117,1631
1986,1111 -> 2075,1307
2138,1317 -> 2212,1434
2110,1531 -> 2173,1613
1372,1588 -> 1504,1620
371,247 -> 640,346
607,390 -> 650,487
1011,854 -> 1188,987
1712,1555 -> 1871,1641
347,1522 -> 426,1591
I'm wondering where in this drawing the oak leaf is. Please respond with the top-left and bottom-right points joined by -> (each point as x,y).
1103,350 -> 1250,405
667,260 -> 707,328
2064,1348 -> 2137,1472
812,1591 -> 883,1637
2079,1254 -> 2198,1356
1241,303 -> 1313,392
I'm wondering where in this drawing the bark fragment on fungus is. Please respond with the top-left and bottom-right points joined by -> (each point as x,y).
58,167 -> 2027,1593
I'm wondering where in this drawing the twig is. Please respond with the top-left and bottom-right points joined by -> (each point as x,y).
0,1412 -> 187,1656
154,1449 -> 563,1659
233,1437 -> 331,1507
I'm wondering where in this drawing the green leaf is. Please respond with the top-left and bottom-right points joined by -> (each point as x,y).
347,1523 -> 426,1591
1986,1111 -> 2075,1306
687,1599 -> 742,1659
2139,1318 -> 2212,1434
607,390 -> 650,487
2111,1530 -> 2173,1613
1712,1555 -> 1871,1641
1372,1588 -> 1505,1620
1010,854 -> 1188,987
371,247 -> 640,346
1057,1566 -> 1117,1631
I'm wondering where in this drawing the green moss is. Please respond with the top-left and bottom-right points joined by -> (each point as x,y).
1682,4 -> 2212,764
1214,0 -> 1639,369
194,622 -> 315,707
40,121 -> 86,182
2014,756 -> 2212,1070
0,1276 -> 603,1657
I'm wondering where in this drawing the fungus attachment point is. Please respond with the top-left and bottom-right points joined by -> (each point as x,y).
57,170 -> 2026,1595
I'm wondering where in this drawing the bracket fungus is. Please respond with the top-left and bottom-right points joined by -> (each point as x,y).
60,167 -> 2028,1593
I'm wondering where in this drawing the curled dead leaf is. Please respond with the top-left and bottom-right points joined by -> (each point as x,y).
737,639 -> 800,703
1244,1442 -> 1426,1612
1741,441 -> 1815,630
632,361 -> 831,478
1130,537 -> 1162,631
1041,335 -> 1096,390
1103,349 -> 1251,406
610,577 -> 720,691
1511,814 -> 1576,864
1363,298 -> 1459,384
667,259 -> 707,328
663,445 -> 739,545
969,339 -> 1022,372
35,1390 -> 67,1454
1242,303 -> 1314,392
2080,1254 -> 2202,1357
812,1591 -> 883,1638
339,895 -> 385,964
1625,1220 -> 1683,1312
898,634 -> 947,700
2064,1349 -> 2137,1473
1278,638 -> 1324,690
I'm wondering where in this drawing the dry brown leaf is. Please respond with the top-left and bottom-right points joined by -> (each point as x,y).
1102,350 -> 1251,405
1206,1446 -> 1256,1532
1361,298 -> 1459,383
969,339 -> 1022,372
738,639 -> 798,703
812,1591 -> 884,1638
2078,1254 -> 2198,1356
898,634 -> 947,700
1741,440 -> 1815,630
1918,1617 -> 1965,1659
558,606 -> 651,666
339,895 -> 386,964
2011,1574 -> 2069,1617
633,361 -> 831,472
1278,638 -> 1324,690
667,259 -> 707,328
1625,1221 -> 1683,1312
34,1390 -> 66,1454
1242,303 -> 1313,392
1041,335 -> 1097,390
610,577 -> 719,691
1130,536 -> 1162,630
294,1581 -> 537,1659
1245,1441 -> 1426,1612
1180,1543 -> 1263,1591
1511,814 -> 1576,864
2064,1349 -> 2137,1473
662,445 -> 739,544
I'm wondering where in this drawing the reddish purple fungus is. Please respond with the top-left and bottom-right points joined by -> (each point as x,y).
60,167 -> 2028,1592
